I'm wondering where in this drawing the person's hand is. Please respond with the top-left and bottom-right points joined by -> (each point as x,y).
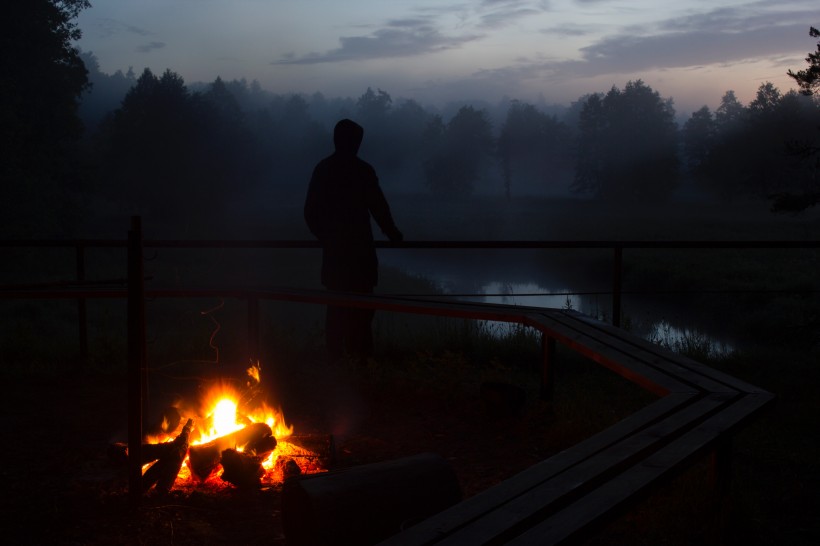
388,227 -> 404,243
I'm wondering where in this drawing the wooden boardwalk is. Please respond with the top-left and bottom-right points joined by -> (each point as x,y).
1,280 -> 775,543
130,286 -> 773,545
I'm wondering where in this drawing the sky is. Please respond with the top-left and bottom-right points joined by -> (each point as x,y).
74,0 -> 819,116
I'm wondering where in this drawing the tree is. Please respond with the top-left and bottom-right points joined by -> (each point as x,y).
350,87 -> 396,173
682,106 -> 717,171
1,0 -> 91,235
698,82 -> 820,204
787,27 -> 820,95
97,68 -> 203,218
78,51 -> 137,133
389,99 -> 434,189
714,90 -> 746,133
572,80 -> 678,200
498,101 -> 573,198
424,106 -> 493,197
768,27 -> 820,212
356,87 -> 392,123
748,82 -> 782,117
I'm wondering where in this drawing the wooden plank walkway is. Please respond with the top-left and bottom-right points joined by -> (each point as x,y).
0,283 -> 774,543
125,287 -> 773,545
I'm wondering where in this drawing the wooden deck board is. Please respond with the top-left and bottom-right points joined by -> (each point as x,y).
507,393 -> 775,545
424,395 -> 733,546
378,394 -> 696,546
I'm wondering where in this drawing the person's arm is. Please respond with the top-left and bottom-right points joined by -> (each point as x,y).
366,174 -> 403,242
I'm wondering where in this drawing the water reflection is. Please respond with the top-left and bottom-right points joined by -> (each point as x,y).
455,281 -> 734,356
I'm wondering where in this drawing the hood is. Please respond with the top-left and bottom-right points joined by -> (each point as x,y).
333,118 -> 364,156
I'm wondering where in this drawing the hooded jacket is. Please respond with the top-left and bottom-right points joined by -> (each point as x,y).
304,119 -> 402,290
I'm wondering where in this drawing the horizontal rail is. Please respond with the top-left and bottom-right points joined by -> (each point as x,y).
2,239 -> 820,250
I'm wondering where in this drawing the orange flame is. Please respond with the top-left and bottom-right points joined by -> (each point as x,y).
145,361 -> 319,487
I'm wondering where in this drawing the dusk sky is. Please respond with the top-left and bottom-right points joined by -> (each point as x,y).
75,0 -> 819,115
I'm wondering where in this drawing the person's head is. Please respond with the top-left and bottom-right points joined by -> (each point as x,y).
333,119 -> 364,156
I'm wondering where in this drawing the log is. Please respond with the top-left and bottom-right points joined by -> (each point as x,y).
281,453 -> 462,546
280,434 -> 336,467
108,441 -> 175,465
188,422 -> 273,481
220,448 -> 265,489
274,457 -> 303,481
142,418 -> 194,495
245,434 -> 278,459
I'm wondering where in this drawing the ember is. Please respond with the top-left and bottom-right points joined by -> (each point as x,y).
111,363 -> 331,494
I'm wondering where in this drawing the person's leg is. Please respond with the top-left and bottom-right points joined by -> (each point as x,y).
348,307 -> 375,359
325,305 -> 345,361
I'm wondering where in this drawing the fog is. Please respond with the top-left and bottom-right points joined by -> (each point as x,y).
6,35 -> 820,355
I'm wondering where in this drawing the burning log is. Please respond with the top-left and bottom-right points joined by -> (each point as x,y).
220,448 -> 265,489
188,422 -> 274,481
142,418 -> 194,495
274,457 -> 303,481
281,434 -> 336,467
282,452 -> 462,546
219,431 -> 279,490
245,432 -> 278,459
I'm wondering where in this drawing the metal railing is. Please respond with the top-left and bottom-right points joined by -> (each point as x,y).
2,236 -> 819,365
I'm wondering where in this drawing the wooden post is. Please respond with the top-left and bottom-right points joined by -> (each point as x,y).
709,435 -> 733,495
540,333 -> 556,402
127,216 -> 146,506
612,246 -> 623,328
75,244 -> 88,368
247,296 -> 259,364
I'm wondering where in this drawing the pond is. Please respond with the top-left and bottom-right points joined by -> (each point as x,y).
380,250 -> 736,356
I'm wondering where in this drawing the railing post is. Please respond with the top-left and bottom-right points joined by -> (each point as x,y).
540,333 -> 556,402
612,246 -> 623,328
127,216 -> 146,506
75,243 -> 88,369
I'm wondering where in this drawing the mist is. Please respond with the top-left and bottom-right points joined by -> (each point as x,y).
66,50 -> 820,243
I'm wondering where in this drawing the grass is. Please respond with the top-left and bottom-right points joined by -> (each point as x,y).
1,195 -> 818,543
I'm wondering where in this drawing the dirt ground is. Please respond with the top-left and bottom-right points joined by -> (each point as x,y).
6,353 -> 806,546
2,358 -> 569,546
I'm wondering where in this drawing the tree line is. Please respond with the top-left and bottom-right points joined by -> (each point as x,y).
3,1 -> 819,238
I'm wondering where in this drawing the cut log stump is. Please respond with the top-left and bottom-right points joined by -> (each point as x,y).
281,452 -> 462,546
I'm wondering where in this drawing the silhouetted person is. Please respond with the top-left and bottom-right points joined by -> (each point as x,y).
304,119 -> 403,362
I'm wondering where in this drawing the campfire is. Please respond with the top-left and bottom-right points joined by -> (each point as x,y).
110,363 -> 332,495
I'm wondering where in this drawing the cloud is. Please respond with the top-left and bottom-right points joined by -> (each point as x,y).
489,5 -> 817,82
273,1 -> 555,65
273,19 -> 481,65
136,41 -> 166,53
476,0 -> 548,29
95,18 -> 152,39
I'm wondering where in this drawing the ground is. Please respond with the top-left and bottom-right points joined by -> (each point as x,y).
2,358 -> 571,546
3,350 -> 815,546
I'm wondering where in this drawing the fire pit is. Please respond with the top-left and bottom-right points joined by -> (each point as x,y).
109,363 -> 333,495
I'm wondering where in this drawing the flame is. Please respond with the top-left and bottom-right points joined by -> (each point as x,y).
143,361 -> 315,488
212,399 -> 239,437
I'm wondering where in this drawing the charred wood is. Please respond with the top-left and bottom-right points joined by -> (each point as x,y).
142,418 -> 194,495
108,441 -> 175,465
188,422 -> 273,481
220,448 -> 265,489
278,434 -> 336,467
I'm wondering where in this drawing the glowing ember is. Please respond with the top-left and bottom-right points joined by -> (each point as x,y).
140,362 -> 324,490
